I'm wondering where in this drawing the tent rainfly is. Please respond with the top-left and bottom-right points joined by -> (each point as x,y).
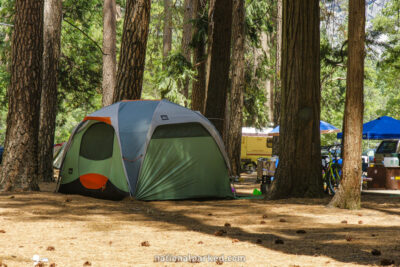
57,100 -> 233,201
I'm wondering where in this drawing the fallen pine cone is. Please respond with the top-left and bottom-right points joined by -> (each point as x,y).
260,221 -> 266,224
49,264 -> 56,267
371,249 -> 381,256
224,223 -> 231,227
279,218 -> 287,222
34,263 -> 44,267
380,259 -> 395,266
141,241 -> 150,247
216,259 -> 224,265
232,239 -> 239,243
214,230 -> 226,236
83,261 -> 91,266
341,220 -> 348,224
198,241 -> 203,244
358,220 -> 363,224
345,235 -> 353,242
47,246 -> 55,251
207,213 -> 213,216
296,230 -> 306,234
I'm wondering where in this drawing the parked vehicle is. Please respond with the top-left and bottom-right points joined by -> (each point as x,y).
240,127 -> 273,173
374,139 -> 400,165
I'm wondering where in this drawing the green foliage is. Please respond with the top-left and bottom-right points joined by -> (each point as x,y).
190,3 -> 208,49
242,0 -> 276,128
370,0 -> 400,119
1,0 -> 400,150
52,0 -> 104,142
245,0 -> 275,46
155,51 -> 195,106
0,0 -> 13,143
143,0 -> 187,100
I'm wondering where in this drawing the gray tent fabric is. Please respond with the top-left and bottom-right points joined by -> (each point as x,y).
117,101 -> 159,193
57,100 -> 232,200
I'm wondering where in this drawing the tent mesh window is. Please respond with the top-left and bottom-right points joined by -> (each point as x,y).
151,123 -> 211,139
80,122 -> 114,160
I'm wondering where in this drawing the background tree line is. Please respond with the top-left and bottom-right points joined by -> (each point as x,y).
0,0 -> 399,208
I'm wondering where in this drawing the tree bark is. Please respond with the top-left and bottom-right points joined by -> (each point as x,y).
102,0 -> 117,106
38,0 -> 62,183
268,0 -> 323,199
191,0 -> 207,113
204,0 -> 233,137
329,0 -> 365,209
163,0 -> 173,60
181,0 -> 194,102
226,0 -> 245,177
0,0 -> 43,191
272,0 -> 282,156
259,32 -> 274,124
113,0 -> 151,102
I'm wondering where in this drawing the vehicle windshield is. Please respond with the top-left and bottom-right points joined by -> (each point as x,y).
376,140 -> 398,154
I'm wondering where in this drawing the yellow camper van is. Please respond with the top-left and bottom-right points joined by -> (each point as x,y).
241,127 -> 273,173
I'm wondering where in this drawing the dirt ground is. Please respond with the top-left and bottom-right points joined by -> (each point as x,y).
0,174 -> 399,267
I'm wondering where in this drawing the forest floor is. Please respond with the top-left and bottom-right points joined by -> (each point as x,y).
0,174 -> 399,267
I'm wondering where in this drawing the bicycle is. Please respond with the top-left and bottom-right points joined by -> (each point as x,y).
322,145 -> 342,195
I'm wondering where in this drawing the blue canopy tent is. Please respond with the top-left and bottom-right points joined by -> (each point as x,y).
337,116 -> 400,139
268,121 -> 340,136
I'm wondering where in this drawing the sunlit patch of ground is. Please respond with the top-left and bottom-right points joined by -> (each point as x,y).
0,174 -> 399,266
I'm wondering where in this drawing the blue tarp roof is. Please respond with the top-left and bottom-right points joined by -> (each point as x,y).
337,116 -> 400,140
269,121 -> 339,136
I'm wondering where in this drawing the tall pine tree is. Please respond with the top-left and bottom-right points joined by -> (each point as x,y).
329,0 -> 365,209
269,0 -> 323,198
0,0 -> 44,191
113,0 -> 151,101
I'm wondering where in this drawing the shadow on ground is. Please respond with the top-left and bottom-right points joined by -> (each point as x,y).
1,182 -> 399,266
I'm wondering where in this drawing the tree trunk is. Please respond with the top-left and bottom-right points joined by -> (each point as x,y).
272,0 -> 282,156
113,0 -> 151,102
102,0 -> 117,106
204,0 -> 233,137
268,0 -> 323,199
260,32 -> 274,124
191,0 -> 207,113
38,0 -> 62,183
226,0 -> 245,177
329,0 -> 365,210
163,0 -> 173,60
0,0 -> 43,191
181,0 -> 194,102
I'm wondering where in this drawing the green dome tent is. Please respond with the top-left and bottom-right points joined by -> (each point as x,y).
57,100 -> 233,200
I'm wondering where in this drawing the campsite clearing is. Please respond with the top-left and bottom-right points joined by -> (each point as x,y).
0,177 -> 399,266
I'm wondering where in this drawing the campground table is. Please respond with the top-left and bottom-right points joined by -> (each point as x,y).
367,165 -> 400,190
